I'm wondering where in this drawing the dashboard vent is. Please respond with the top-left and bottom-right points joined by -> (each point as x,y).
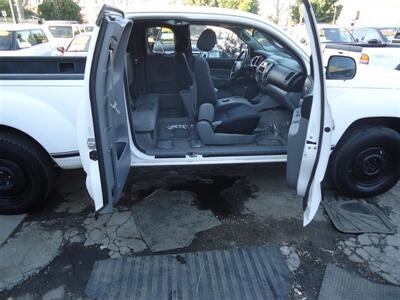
285,72 -> 295,81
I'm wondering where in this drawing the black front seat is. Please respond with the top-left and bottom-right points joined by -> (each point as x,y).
192,29 -> 260,144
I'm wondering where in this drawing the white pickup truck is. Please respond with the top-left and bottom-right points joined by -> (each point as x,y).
1,1 -> 399,226
324,42 -> 400,71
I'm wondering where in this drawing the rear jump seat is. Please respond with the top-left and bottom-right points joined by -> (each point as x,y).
131,94 -> 159,149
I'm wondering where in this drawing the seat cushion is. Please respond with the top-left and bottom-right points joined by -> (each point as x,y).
214,104 -> 259,134
132,94 -> 159,132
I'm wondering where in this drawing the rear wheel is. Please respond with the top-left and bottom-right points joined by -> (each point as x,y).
329,127 -> 400,197
0,132 -> 55,214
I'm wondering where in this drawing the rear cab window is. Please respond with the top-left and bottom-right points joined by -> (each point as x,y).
48,26 -> 73,38
319,27 -> 355,43
147,27 -> 175,55
190,25 -> 241,59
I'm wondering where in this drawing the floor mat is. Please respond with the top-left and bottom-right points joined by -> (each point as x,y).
322,200 -> 396,234
318,264 -> 400,300
85,245 -> 293,300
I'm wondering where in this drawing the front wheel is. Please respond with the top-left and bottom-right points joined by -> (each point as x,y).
0,132 -> 55,214
329,127 -> 400,197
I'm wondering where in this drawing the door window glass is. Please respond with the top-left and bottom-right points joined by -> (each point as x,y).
31,29 -> 48,44
395,28 -> 400,40
73,26 -> 80,36
190,25 -> 241,58
0,30 -> 12,50
16,30 -> 36,48
147,27 -> 175,55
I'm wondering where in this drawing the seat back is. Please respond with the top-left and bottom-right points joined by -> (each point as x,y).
192,29 -> 218,109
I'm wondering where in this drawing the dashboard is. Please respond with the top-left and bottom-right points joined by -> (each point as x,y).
251,53 -> 306,110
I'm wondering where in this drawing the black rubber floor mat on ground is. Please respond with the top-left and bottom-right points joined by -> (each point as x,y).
318,264 -> 400,300
85,245 -> 292,300
322,200 -> 396,234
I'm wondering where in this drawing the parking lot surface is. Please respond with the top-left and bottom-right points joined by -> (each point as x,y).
0,163 -> 399,299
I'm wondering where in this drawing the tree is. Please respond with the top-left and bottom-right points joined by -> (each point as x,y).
268,0 -> 290,25
183,0 -> 219,6
0,0 -> 11,17
290,0 -> 343,24
184,0 -> 259,14
38,0 -> 81,22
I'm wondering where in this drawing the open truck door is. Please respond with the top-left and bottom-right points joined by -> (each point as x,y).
286,0 -> 333,226
77,5 -> 133,213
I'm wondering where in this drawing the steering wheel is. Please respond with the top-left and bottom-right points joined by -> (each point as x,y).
230,50 -> 248,81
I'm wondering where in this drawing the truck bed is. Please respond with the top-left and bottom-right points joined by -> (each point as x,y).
0,56 -> 86,80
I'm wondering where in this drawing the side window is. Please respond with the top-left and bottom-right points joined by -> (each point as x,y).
190,25 -> 242,59
16,30 -> 36,48
31,29 -> 48,44
147,27 -> 175,55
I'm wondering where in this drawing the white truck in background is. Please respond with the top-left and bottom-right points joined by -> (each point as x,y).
0,2 -> 399,226
324,42 -> 400,71
289,23 -> 400,71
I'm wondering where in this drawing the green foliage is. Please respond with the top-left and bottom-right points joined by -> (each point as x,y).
0,0 -> 11,17
183,0 -> 218,6
290,0 -> 343,24
184,0 -> 259,14
38,0 -> 81,22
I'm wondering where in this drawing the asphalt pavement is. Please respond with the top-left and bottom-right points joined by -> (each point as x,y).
0,163 -> 399,299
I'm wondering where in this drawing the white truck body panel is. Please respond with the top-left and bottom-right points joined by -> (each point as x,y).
0,79 -> 84,165
0,7 -> 398,171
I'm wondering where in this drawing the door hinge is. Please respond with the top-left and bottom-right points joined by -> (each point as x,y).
89,150 -> 98,161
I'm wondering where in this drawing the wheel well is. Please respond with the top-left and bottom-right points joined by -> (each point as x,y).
0,125 -> 53,162
337,117 -> 400,146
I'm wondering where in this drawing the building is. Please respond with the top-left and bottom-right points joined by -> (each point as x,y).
337,0 -> 400,27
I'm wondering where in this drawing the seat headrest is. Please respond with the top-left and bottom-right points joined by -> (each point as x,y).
197,29 -> 217,52
175,34 -> 190,53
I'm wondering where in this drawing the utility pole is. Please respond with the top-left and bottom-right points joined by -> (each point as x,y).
8,0 -> 16,23
333,4 -> 337,24
8,0 -> 21,23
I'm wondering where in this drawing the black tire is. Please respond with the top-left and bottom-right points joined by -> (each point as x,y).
329,127 -> 400,198
0,132 -> 55,214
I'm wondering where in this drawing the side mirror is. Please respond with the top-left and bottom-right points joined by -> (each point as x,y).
326,55 -> 357,80
18,41 -> 32,49
367,38 -> 380,44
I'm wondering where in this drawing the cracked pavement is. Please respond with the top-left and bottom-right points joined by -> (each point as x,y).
337,184 -> 400,285
0,164 -> 399,299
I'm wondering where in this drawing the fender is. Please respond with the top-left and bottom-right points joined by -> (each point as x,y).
327,81 -> 400,147
0,80 -> 84,156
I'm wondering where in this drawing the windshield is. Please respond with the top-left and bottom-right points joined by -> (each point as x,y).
251,29 -> 295,59
379,27 -> 397,42
0,30 -> 12,51
66,35 -> 91,52
49,26 -> 73,38
320,27 -> 355,43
